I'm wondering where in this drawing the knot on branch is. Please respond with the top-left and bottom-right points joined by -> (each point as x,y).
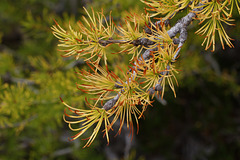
140,38 -> 155,47
98,40 -> 108,46
148,84 -> 163,95
155,84 -> 163,91
103,98 -> 118,111
130,39 -> 141,46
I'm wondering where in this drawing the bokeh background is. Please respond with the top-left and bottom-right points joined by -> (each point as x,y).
0,0 -> 240,160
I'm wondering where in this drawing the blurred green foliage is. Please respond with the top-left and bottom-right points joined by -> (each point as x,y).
0,0 -> 240,160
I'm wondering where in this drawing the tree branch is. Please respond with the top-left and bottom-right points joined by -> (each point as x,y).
102,3 -> 204,110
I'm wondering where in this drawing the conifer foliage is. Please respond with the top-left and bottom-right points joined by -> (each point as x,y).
52,0 -> 240,147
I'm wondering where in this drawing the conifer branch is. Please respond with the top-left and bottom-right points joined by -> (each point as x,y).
102,4 -> 204,110
51,0 -> 239,147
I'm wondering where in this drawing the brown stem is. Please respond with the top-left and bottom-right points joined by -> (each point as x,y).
98,39 -> 130,46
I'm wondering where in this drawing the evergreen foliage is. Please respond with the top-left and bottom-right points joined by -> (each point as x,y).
52,0 -> 240,148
